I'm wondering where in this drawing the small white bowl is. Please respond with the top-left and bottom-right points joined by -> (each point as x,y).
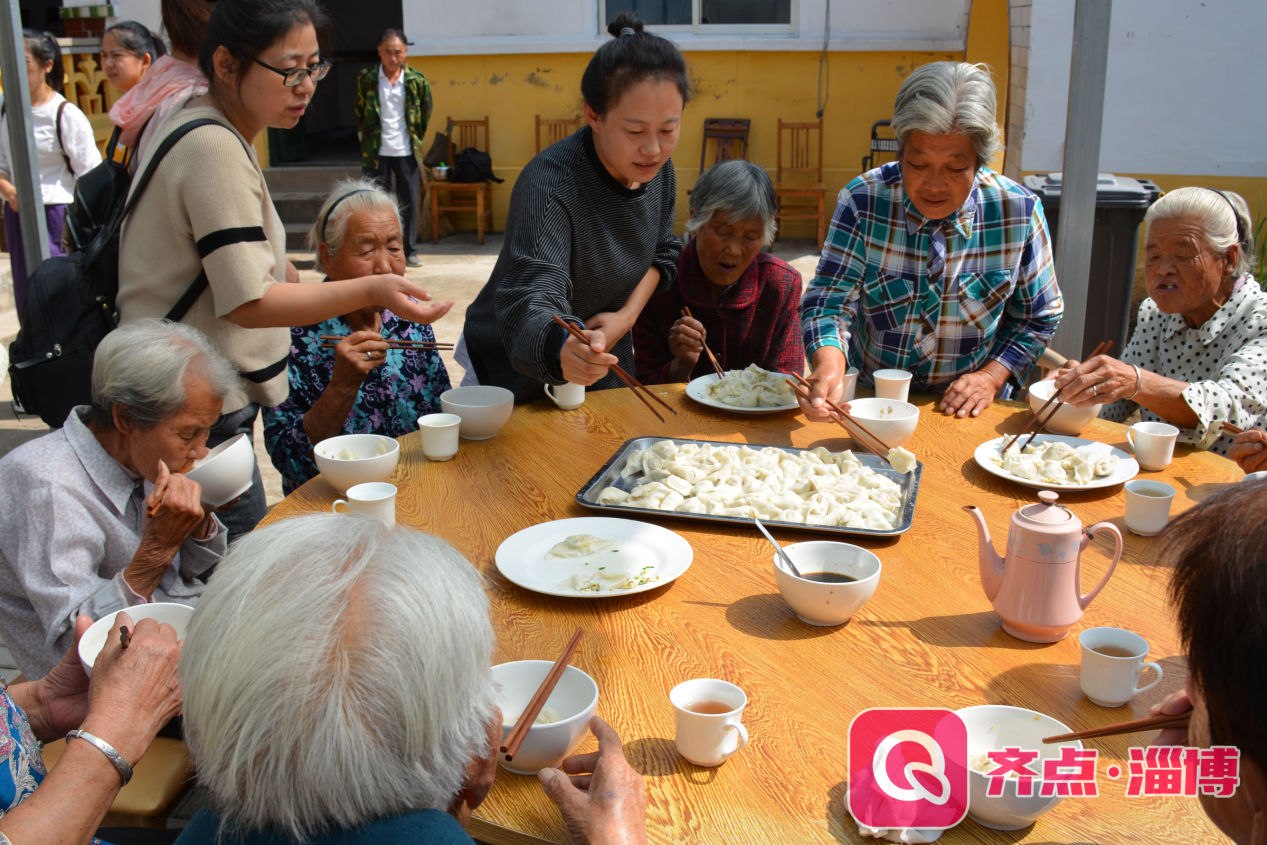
78,603 -> 194,677
313,434 -> 401,495
492,660 -> 600,775
772,541 -> 881,626
1028,380 -> 1102,436
184,433 -> 255,507
841,397 -> 919,449
441,386 -> 514,441
957,705 -> 1082,831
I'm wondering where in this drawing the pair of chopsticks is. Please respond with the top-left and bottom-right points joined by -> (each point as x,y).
786,373 -> 893,459
1001,340 -> 1114,455
502,627 -> 584,761
1222,422 -> 1245,436
1042,711 -> 1191,745
550,315 -> 676,422
680,307 -> 724,379
319,335 -> 453,351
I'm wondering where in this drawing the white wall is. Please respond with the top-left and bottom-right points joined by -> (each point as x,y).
1023,0 -> 1267,177
107,0 -> 163,40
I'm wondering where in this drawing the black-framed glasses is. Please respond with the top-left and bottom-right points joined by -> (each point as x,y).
253,57 -> 331,87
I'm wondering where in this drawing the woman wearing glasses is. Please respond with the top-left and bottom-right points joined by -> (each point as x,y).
117,0 -> 453,537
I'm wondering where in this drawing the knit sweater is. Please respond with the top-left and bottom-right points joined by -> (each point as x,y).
461,126 -> 681,403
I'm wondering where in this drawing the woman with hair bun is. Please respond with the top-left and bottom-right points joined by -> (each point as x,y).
458,13 -> 690,402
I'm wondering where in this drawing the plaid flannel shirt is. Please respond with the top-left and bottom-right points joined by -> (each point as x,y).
801,162 -> 1063,392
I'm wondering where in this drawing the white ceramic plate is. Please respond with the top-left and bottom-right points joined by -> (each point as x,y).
495,517 -> 693,598
685,372 -> 799,415
973,434 -> 1139,491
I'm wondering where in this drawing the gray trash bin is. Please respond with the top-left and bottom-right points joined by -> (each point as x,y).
1023,173 -> 1160,361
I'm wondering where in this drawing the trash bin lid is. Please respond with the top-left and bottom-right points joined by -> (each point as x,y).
1023,173 -> 1157,208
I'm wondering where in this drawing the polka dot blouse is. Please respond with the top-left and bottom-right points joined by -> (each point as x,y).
1102,275 -> 1267,456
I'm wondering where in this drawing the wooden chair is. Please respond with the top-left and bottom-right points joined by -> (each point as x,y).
536,115 -> 581,154
773,118 -> 827,249
431,116 -> 494,245
43,737 -> 192,828
861,119 -> 899,171
698,118 -> 751,174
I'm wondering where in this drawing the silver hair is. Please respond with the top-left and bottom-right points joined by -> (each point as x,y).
891,61 -> 1003,167
90,319 -> 238,430
180,514 -> 497,840
1145,186 -> 1256,278
307,178 -> 402,273
684,160 -> 778,246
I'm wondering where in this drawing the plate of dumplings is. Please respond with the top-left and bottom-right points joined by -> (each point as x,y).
685,364 -> 800,414
974,434 -> 1138,491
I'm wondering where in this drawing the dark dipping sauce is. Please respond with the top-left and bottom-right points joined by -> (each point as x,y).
799,571 -> 857,584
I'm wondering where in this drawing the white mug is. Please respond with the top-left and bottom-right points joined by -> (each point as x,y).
873,369 -> 913,402
1124,479 -> 1176,537
1127,421 -> 1179,470
417,413 -> 461,462
669,678 -> 749,767
840,367 -> 860,403
1079,627 -> 1163,707
545,381 -> 586,411
332,482 -> 397,527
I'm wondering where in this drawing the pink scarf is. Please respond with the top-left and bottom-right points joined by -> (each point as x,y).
109,56 -> 209,147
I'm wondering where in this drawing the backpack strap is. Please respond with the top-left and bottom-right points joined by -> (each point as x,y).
54,101 -> 71,172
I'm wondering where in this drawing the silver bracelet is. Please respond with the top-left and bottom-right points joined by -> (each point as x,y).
1127,364 -> 1143,400
66,729 -> 133,785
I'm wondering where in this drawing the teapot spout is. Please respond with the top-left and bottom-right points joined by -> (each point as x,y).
963,505 -> 1005,601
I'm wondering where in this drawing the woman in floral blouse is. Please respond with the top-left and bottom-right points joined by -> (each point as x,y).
264,181 -> 450,494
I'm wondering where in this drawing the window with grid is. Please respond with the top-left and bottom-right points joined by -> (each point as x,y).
602,0 -> 794,34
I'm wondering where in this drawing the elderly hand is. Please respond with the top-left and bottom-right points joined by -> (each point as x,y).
668,316 -> 705,365
331,330 -> 390,390
1149,689 -> 1193,748
538,717 -> 647,845
940,361 -> 1010,418
562,328 -> 620,386
1229,429 -> 1267,475
17,615 -> 94,741
1051,355 -> 1138,408
367,274 -> 454,325
797,347 -> 847,420
145,460 -> 207,543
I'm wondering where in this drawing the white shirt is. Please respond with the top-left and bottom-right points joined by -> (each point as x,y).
377,65 -> 409,157
0,92 -> 102,205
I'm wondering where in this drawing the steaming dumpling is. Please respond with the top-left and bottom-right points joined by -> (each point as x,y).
620,450 -> 645,478
1040,460 -> 1067,482
1094,455 -> 1119,477
887,447 -> 918,474
1003,454 -> 1039,479
596,487 -> 629,506
1069,455 -> 1094,484
676,497 -> 708,514
546,535 -> 617,558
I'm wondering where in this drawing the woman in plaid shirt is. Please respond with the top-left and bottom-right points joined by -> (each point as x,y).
799,61 -> 1063,419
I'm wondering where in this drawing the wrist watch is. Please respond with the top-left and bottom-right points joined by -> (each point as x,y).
66,729 -> 134,785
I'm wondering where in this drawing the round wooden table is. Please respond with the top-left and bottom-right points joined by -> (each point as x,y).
264,385 -> 1241,845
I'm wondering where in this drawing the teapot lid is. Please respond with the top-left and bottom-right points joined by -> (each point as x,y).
1020,490 -> 1072,523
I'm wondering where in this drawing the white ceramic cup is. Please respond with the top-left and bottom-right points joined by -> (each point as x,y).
1127,421 -> 1179,470
418,413 -> 461,461
1124,479 -> 1176,537
1079,627 -> 1163,707
332,481 -> 396,526
545,381 -> 586,410
840,367 -> 860,403
669,678 -> 749,767
873,369 -> 913,402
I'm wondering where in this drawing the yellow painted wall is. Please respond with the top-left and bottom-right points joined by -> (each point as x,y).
964,0 -> 1009,173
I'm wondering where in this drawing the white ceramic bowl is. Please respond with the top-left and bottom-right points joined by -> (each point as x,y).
1027,380 -> 1102,436
957,705 -> 1083,831
184,433 -> 255,507
313,434 -> 401,495
841,397 -> 919,449
441,386 -> 514,441
772,541 -> 881,626
78,603 -> 194,677
492,660 -> 600,775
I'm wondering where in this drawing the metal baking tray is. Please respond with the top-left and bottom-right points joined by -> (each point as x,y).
575,437 -> 921,537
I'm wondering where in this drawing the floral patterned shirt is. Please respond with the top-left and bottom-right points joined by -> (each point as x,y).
0,675 -> 45,820
263,312 -> 451,495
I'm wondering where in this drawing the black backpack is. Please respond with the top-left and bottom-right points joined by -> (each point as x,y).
8,118 -> 226,428
452,147 -> 504,184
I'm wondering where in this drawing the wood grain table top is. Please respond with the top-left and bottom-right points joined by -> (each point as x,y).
263,385 -> 1242,845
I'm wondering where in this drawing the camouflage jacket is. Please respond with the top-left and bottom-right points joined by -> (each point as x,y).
355,64 -> 432,170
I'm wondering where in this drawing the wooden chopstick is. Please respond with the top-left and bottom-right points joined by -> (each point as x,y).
786,378 -> 891,460
503,627 -> 584,760
681,307 -> 725,379
1004,340 -> 1113,455
1222,423 -> 1245,436
550,315 -> 677,420
1042,712 -> 1191,745
790,373 -> 893,454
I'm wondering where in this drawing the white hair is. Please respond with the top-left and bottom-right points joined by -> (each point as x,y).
180,515 -> 497,840
90,319 -> 238,430
307,178 -> 402,273
1145,186 -> 1256,278
685,160 -> 778,247
891,61 -> 1003,167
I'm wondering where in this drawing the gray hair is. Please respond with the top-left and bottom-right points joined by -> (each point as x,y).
891,61 -> 1002,167
1145,186 -> 1256,278
180,514 -> 497,840
685,160 -> 778,246
307,178 -> 402,272
90,319 -> 238,430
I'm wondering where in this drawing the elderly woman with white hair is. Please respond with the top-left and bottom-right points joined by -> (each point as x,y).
1054,187 -> 1266,458
0,320 -> 235,679
173,514 -> 648,845
800,61 -> 1064,419
264,179 -> 450,494
634,160 -> 805,383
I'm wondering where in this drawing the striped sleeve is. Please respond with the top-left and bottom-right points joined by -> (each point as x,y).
651,163 -> 681,291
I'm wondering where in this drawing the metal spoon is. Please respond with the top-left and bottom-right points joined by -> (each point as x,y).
753,517 -> 802,578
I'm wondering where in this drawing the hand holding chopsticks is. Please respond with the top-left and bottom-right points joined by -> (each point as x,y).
503,627 -> 584,761
1002,340 -> 1114,455
788,373 -> 893,459
551,315 -> 676,422
679,307 -> 724,379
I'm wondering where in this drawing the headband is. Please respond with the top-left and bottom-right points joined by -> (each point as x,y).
620,27 -> 636,36
320,189 -> 375,244
1204,188 -> 1246,248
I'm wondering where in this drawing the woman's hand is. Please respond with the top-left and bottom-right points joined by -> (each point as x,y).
1149,689 -> 1193,748
561,329 -> 619,386
145,461 -> 207,546
668,316 -> 705,366
538,717 -> 648,845
1051,355 -> 1139,407
940,361 -> 1011,418
330,330 -> 389,391
1229,429 -> 1267,475
797,347 -> 847,420
586,310 -> 637,350
15,615 -> 94,741
367,274 -> 453,325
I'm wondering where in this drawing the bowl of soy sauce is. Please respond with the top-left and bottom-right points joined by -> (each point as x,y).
771,541 -> 881,626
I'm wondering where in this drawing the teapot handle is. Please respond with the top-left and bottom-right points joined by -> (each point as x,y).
1079,521 -> 1123,610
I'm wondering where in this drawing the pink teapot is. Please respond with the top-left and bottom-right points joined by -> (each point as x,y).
963,491 -> 1122,643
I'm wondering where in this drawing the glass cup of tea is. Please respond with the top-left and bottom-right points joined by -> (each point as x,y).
1078,627 -> 1163,707
669,678 -> 749,767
